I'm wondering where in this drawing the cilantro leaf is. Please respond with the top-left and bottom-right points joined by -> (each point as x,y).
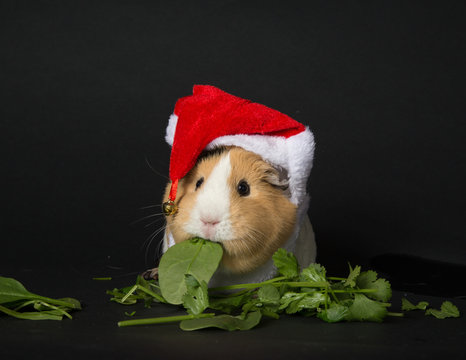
272,249 -> 299,278
346,294 -> 388,322
257,284 -> 280,305
279,292 -> 306,312
300,263 -> 327,283
401,298 -> 429,311
344,264 -> 361,288
182,275 -> 209,315
425,301 -> 460,319
356,270 -> 392,302
317,303 -> 349,323
279,291 -> 327,314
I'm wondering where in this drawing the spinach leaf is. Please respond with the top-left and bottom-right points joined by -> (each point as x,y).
0,276 -> 39,304
179,311 -> 262,331
0,276 -> 81,321
158,238 -> 223,304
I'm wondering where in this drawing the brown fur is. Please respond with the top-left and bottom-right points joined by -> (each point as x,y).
163,147 -> 297,274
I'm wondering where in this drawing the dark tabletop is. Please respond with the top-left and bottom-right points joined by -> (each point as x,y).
1,263 -> 465,360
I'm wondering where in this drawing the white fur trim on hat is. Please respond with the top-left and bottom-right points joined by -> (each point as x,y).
206,128 -> 315,206
165,114 -> 178,145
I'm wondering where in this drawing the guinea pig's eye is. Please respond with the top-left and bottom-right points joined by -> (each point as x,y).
195,177 -> 204,190
237,180 -> 250,197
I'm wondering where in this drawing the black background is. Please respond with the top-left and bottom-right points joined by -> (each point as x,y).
1,1 -> 465,359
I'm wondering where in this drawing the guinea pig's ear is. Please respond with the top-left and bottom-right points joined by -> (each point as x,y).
263,167 -> 289,191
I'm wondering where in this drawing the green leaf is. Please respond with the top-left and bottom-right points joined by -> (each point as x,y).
317,303 -> 349,323
272,249 -> 299,278
300,263 -> 327,283
209,294 -> 249,314
257,285 -> 280,305
401,298 -> 429,311
279,292 -> 306,311
179,311 -> 262,331
356,270 -> 392,302
425,301 -> 460,319
158,238 -> 223,305
345,294 -> 388,322
285,292 -> 327,314
182,275 -> 209,315
0,276 -> 38,304
0,276 -> 81,319
278,291 -> 327,314
0,303 -> 63,321
344,265 -> 361,288
58,298 -> 82,311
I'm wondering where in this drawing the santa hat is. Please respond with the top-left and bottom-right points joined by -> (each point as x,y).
164,85 -> 315,214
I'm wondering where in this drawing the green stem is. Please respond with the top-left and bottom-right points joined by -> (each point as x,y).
118,313 -> 215,327
330,289 -> 378,294
135,285 -> 166,303
121,285 -> 138,303
282,281 -> 329,288
37,301 -> 73,319
0,303 -> 62,321
210,280 -> 327,292
33,295 -> 79,309
387,312 -> 404,317
13,300 -> 38,312
327,277 -> 346,281
120,284 -> 166,304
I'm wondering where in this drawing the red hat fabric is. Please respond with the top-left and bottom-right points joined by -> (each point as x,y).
166,85 -> 312,203
167,85 -> 305,200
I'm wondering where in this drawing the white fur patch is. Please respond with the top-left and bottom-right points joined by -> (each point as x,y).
165,114 -> 178,145
184,152 -> 234,242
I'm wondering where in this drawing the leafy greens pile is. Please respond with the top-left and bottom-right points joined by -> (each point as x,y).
109,238 -> 432,331
0,276 -> 81,320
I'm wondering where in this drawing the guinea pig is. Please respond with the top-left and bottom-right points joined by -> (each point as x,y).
161,145 -> 316,286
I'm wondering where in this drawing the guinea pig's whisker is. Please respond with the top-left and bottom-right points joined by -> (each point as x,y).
144,224 -> 167,266
144,217 -> 165,228
141,224 -> 166,251
153,236 -> 165,263
130,213 -> 163,226
145,156 -> 170,180
139,204 -> 162,210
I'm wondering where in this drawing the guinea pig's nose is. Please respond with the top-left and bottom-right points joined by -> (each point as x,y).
201,218 -> 220,227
